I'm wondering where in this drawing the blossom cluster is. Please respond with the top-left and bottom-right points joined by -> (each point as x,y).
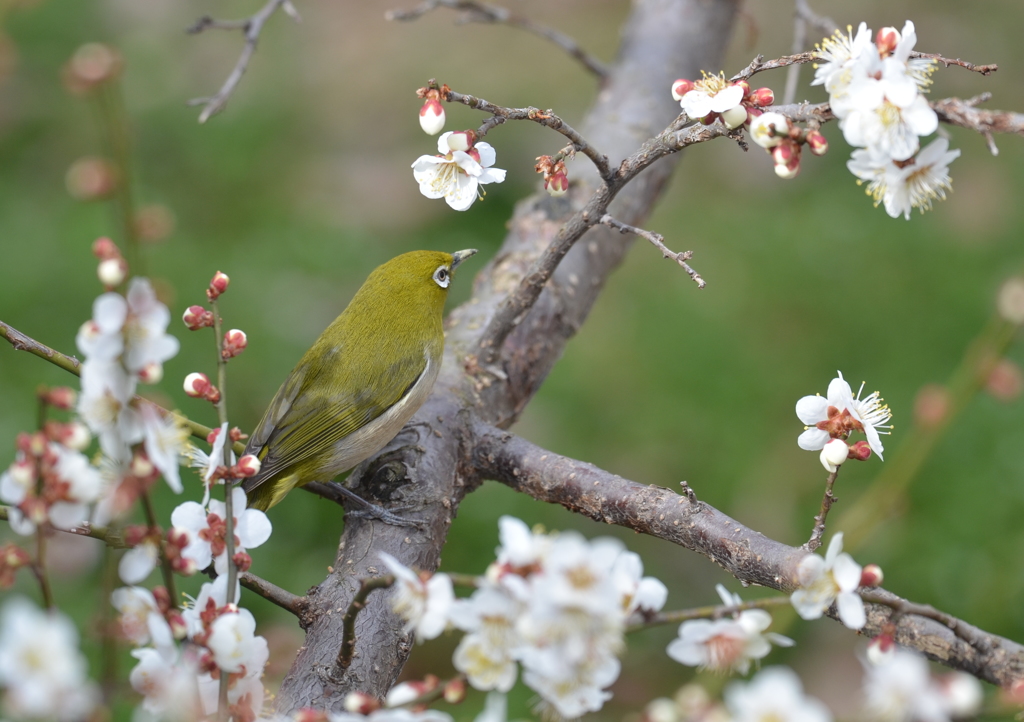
412,131 -> 506,211
813,21 -> 960,219
383,516 -> 667,718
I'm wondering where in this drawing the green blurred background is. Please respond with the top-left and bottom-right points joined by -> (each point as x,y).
1,0 -> 1023,718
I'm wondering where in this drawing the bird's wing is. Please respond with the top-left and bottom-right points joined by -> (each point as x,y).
242,347 -> 428,492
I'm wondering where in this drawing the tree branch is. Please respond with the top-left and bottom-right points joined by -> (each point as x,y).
186,0 -> 300,124
239,571 -> 308,617
598,214 -> 706,288
471,423 -> 1024,687
386,0 -> 608,79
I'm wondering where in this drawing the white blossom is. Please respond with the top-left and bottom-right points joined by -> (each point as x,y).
812,22 -> 873,95
329,709 -> 454,722
791,532 -> 865,629
848,138 -> 960,220
412,132 -> 506,211
206,608 -> 269,675
140,404 -> 190,493
725,667 -> 833,722
451,586 -> 521,692
749,112 -> 792,149
129,648 -> 203,722
182,575 -> 241,639
122,278 -> 180,378
863,648 -> 983,722
796,371 -> 892,458
0,596 -> 99,721
380,552 -> 454,640
839,93 -> 937,162
171,486 -> 272,574
679,73 -> 744,119
119,538 -> 160,584
111,586 -> 174,652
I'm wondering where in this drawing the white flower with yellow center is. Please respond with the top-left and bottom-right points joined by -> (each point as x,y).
679,72 -> 745,122
790,532 -> 865,629
412,132 -> 506,211
848,138 -> 960,220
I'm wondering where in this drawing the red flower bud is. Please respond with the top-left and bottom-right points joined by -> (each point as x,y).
91,236 -> 121,260
184,372 -> 221,403
732,80 -> 751,97
66,157 -> 117,201
848,440 -> 872,461
341,694 -> 379,716
751,87 -> 774,107
183,305 -> 214,331
419,98 -> 446,135
860,563 -> 884,587
124,524 -> 151,548
234,455 -> 261,477
446,130 -> 476,153
671,78 -> 694,101
43,386 -> 78,410
207,271 -> 230,300
545,170 -> 569,197
221,329 -> 248,359
876,27 -> 899,56
443,677 -> 467,704
233,551 -> 252,572
806,130 -> 829,156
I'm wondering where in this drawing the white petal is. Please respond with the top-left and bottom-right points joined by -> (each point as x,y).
475,142 -> 496,168
795,395 -> 829,424
477,167 -> 506,185
681,90 -> 713,119
824,532 -> 845,566
826,374 -> 854,407
171,501 -> 207,534
708,84 -> 744,113
445,175 -> 479,211
831,553 -> 862,592
119,544 -> 158,584
798,428 -> 830,451
236,509 -> 272,549
836,591 -> 866,629
435,132 -> 453,154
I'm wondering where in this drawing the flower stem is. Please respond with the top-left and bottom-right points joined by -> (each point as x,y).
32,529 -> 54,610
804,467 -> 840,551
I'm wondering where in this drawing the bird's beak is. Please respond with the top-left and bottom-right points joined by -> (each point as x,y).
451,248 -> 478,271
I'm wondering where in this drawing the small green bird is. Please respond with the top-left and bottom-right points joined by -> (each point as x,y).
241,249 -> 477,512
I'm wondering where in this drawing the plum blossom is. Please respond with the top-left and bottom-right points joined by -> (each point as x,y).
130,648 -> 203,722
111,586 -> 174,653
206,608 -> 268,675
451,586 -> 521,692
725,667 -> 833,722
0,596 -> 100,721
140,404 -> 189,493
182,575 -> 240,640
412,132 -> 506,211
122,278 -> 180,379
863,648 -> 982,722
171,486 -> 272,575
0,442 -> 102,536
848,138 -> 960,220
796,371 -> 892,459
678,72 -> 745,121
791,532 -> 866,629
380,552 -> 454,641
667,585 -> 793,674
119,537 -> 160,584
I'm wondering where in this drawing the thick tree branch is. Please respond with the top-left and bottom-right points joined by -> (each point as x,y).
472,424 -> 1024,688
239,571 -> 308,616
386,0 -> 608,79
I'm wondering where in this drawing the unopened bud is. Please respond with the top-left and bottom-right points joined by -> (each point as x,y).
123,524 -> 150,548
221,329 -> 248,359
171,556 -> 197,577
167,527 -> 190,549
66,157 -> 117,200
97,257 -> 128,288
138,361 -> 163,385
343,693 -> 380,715
721,105 -> 748,130
699,112 -> 719,126
23,497 -> 47,525
419,98 -> 446,135
206,427 -> 222,445
92,236 -> 121,260
1,543 -> 31,570
229,427 -> 248,442
23,432 -> 46,457
135,204 -> 176,244
876,27 -> 900,55
860,563 -> 884,587
913,384 -> 949,429
443,677 -> 467,704
166,612 -> 189,640
751,87 -> 774,107
385,682 -> 422,707
446,130 -> 476,153
986,358 -> 1023,402
183,305 -> 214,331
820,438 -> 849,472
866,631 -> 896,665
997,277 -> 1024,325
66,43 -> 121,89
671,78 -> 694,101
9,458 -> 35,487
61,422 -> 92,451
545,171 -> 569,197
44,386 -> 77,410
131,452 -> 156,480
848,440 -> 872,461
771,140 -> 797,166
184,372 -> 210,398
745,106 -> 763,125
235,455 -> 261,477
233,551 -> 252,572
806,130 -> 829,156
207,271 -> 230,300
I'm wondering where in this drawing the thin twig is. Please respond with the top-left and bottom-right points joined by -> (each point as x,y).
334,575 -> 395,675
387,1 -> 607,78
33,530 -> 54,610
629,596 -> 791,632
599,214 -> 705,289
239,571 -> 307,616
443,87 -> 612,180
911,52 -> 998,75
0,507 -> 127,548
804,468 -> 839,551
187,0 -> 300,124
730,51 -> 819,82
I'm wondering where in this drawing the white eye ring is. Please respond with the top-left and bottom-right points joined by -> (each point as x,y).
433,265 -> 450,288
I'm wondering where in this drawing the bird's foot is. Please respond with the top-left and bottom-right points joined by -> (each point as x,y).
325,482 -> 423,529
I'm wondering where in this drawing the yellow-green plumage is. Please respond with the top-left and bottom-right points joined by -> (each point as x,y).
242,249 -> 475,511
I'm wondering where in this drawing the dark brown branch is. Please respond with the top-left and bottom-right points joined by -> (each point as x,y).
910,52 -> 998,76
804,468 -> 838,551
186,0 -> 300,124
386,1 -> 608,78
470,423 -> 1024,688
239,571 -> 307,616
599,214 -> 706,288
334,575 -> 395,675
443,88 -> 612,179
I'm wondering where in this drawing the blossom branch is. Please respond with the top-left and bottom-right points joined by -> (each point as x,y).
730,52 -> 819,82
932,94 -> 1024,156
443,87 -> 613,179
186,0 -> 300,124
239,571 -> 307,616
387,1 -> 607,79
628,596 -> 791,632
470,422 -> 1024,686
334,575 -> 395,676
598,214 -> 706,288
860,589 -> 991,651
804,468 -> 839,552
910,52 -> 998,75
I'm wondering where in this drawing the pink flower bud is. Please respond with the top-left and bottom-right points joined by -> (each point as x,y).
419,98 -> 446,135
138,361 -> 163,385
66,43 -> 121,87
183,305 -> 214,330
545,171 -> 569,197
1,543 -> 31,569
235,455 -> 262,477
774,159 -> 800,179
342,694 -> 380,715
771,141 -> 796,166
167,612 -> 189,640
233,551 -> 252,572
206,427 -> 222,445
221,329 -> 248,359
97,257 -> 128,288
848,440 -> 872,461
9,458 -> 36,487
61,422 -> 92,451
22,498 -> 47,526
860,563 -> 884,587
23,432 -> 46,457
131,452 -> 156,480
184,372 -> 210,398
44,386 -> 77,410
751,87 -> 774,107
721,105 -> 748,130
806,130 -> 828,156
135,204 -> 175,244
446,130 -> 476,153
876,27 -> 900,55
207,271 -> 230,300
914,384 -> 949,429
866,632 -> 895,665
732,80 -> 751,97
986,358 -> 1023,402
670,78 -> 694,101
443,677 -> 467,704
66,157 -> 117,200
91,236 -> 121,260
167,527 -> 190,549
123,524 -> 151,548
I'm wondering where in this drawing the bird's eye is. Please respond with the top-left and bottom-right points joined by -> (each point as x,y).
433,265 -> 450,288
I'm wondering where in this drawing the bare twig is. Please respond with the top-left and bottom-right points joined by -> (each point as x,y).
187,0 -> 300,124
443,87 -> 612,180
911,52 -> 998,75
628,596 -> 791,632
804,468 -> 839,551
599,214 -> 705,289
731,52 -> 819,82
239,571 -> 307,616
387,1 -> 607,79
334,575 -> 395,675
932,95 -> 1024,158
